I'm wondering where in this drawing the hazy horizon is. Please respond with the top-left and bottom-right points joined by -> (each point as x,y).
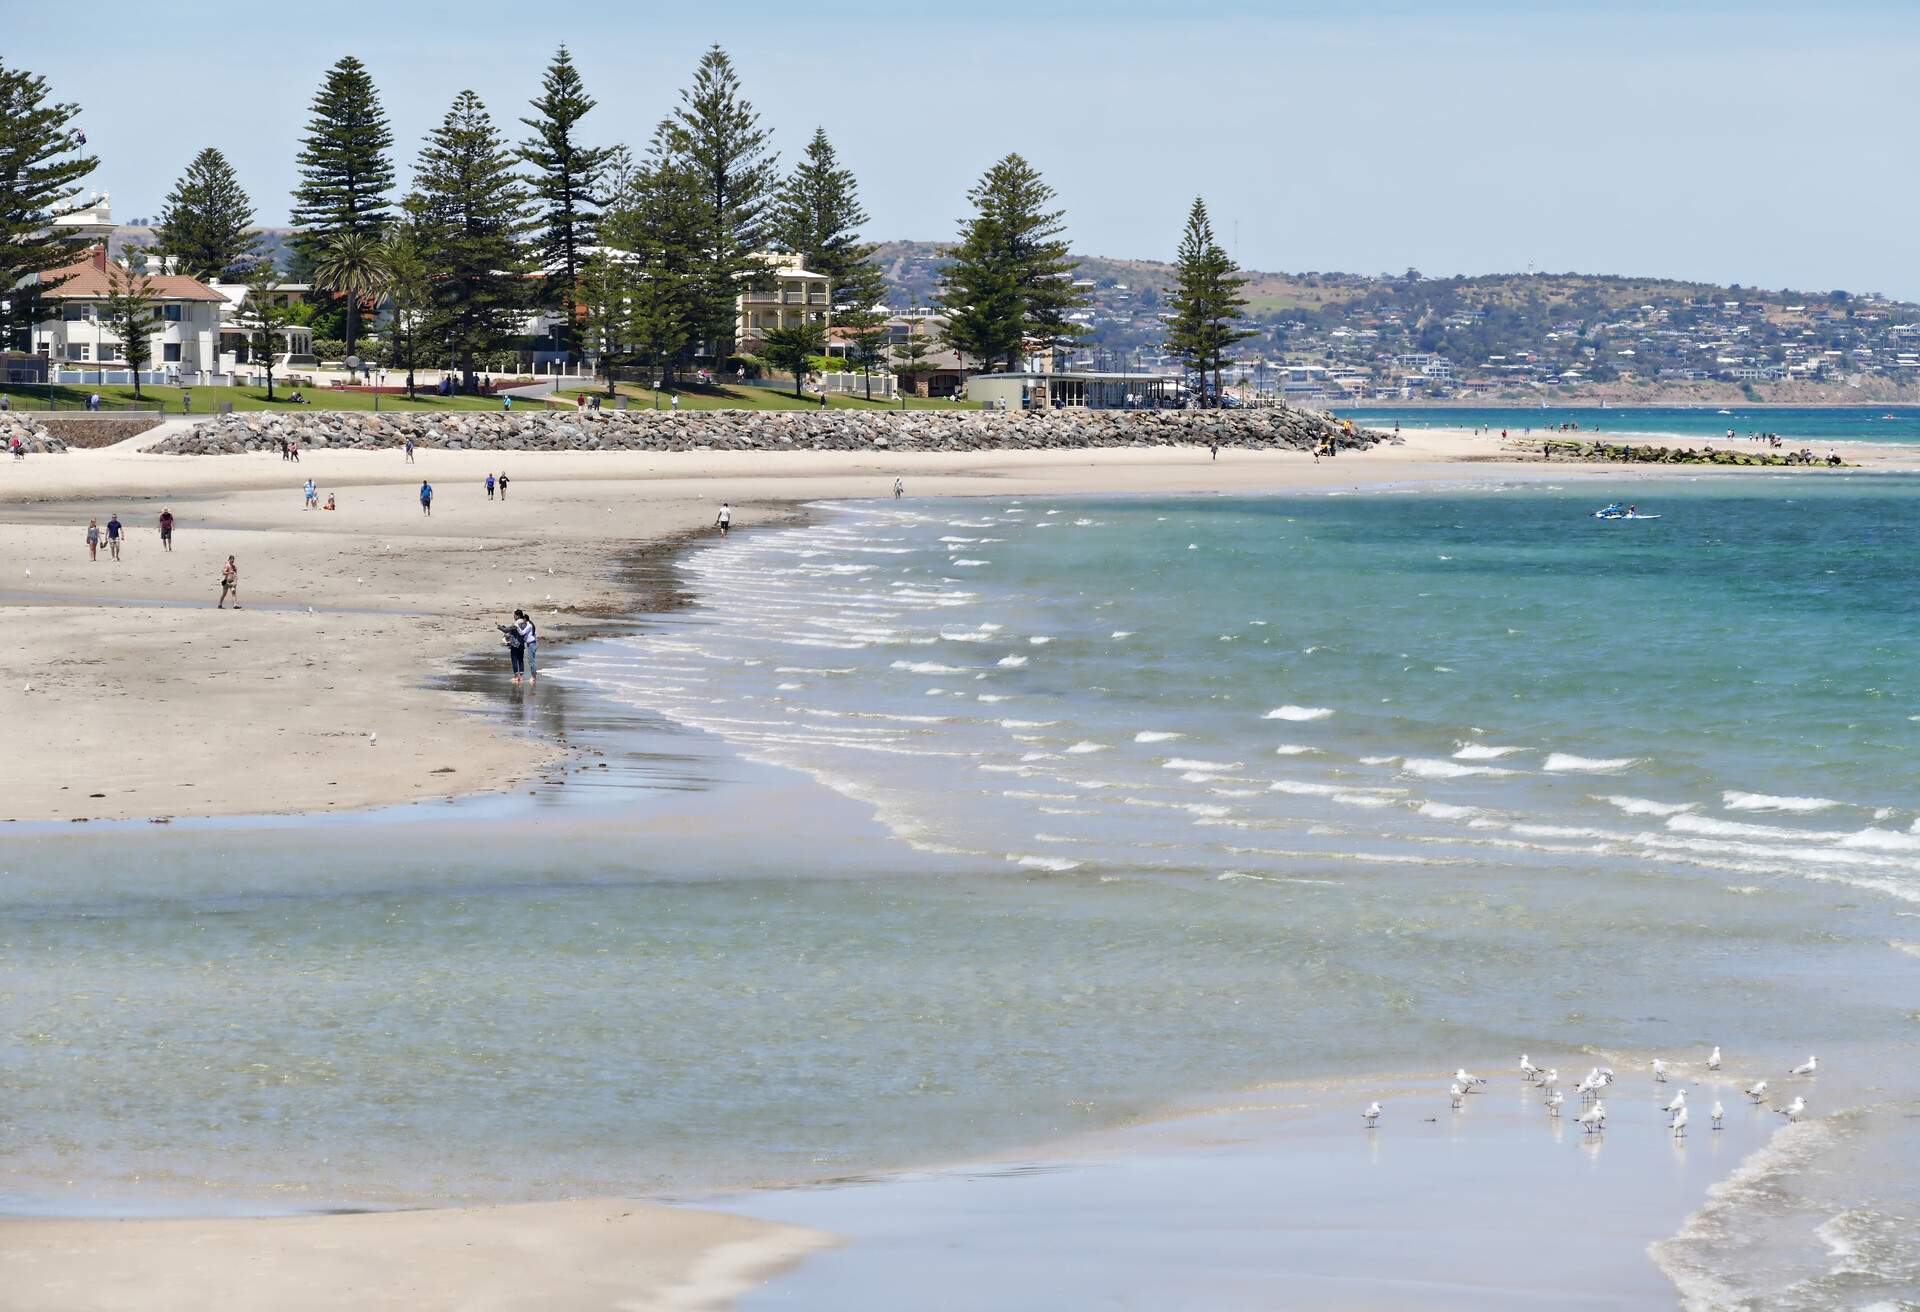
11,0 -> 1919,299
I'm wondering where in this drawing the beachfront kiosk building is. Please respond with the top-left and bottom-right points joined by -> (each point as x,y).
966,371 -> 1178,410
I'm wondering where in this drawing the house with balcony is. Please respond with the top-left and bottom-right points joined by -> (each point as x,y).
736,253 -> 830,352
28,245 -> 227,380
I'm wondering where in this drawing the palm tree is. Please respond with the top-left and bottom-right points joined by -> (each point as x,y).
312,230 -> 394,362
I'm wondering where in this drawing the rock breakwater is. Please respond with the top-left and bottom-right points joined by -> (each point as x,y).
0,414 -> 69,453
143,407 -> 1386,456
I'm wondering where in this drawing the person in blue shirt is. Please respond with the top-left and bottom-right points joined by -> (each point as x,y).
420,481 -> 433,516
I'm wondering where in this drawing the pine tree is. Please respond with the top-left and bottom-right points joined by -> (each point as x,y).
409,91 -> 533,391
100,265 -> 159,399
291,56 -> 395,253
520,45 -> 613,364
772,127 -> 888,397
156,147 -> 259,280
938,154 -> 1087,373
598,128 -> 706,384
761,319 -> 827,398
576,249 -> 630,395
0,59 -> 98,350
240,260 -> 298,401
665,45 -> 778,361
1164,198 -> 1254,404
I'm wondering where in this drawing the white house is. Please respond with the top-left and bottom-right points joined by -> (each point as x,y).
30,245 -> 227,379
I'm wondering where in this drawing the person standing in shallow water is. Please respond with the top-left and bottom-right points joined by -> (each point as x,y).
514,609 -> 538,684
716,502 -> 732,536
498,612 -> 527,684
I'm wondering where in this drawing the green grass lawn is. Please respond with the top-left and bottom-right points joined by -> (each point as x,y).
552,381 -> 976,412
0,383 -> 518,414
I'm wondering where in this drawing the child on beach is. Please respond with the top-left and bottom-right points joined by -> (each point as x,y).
324,493 -> 336,511
159,509 -> 174,551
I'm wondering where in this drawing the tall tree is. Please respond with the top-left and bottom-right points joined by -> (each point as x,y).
665,45 -> 777,360
0,60 -> 98,351
519,45 -> 612,364
410,90 -> 532,391
240,260 -> 297,401
100,265 -> 159,399
156,147 -> 259,280
291,56 -> 395,253
576,249 -> 630,395
598,130 -> 705,384
772,127 -> 888,397
311,229 -> 392,359
377,207 -> 432,398
937,154 -> 1088,373
1164,197 -> 1254,404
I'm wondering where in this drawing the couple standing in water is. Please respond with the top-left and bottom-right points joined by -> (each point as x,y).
498,609 -> 539,684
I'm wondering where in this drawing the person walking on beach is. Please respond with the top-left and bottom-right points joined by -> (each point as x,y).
894,477 -> 903,500
85,518 -> 100,561
290,439 -> 300,463
304,478 -> 318,510
514,609 -> 539,684
716,502 -> 732,536
159,509 -> 174,552
497,471 -> 509,500
404,437 -> 416,463
420,481 -> 433,516
486,472 -> 496,500
498,612 -> 528,684
218,555 -> 239,608
106,513 -> 122,561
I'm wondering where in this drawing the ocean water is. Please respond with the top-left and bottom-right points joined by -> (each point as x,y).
4,479 -> 1918,1304
1345,403 -> 1920,446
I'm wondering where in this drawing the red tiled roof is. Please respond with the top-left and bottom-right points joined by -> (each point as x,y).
40,255 -> 226,303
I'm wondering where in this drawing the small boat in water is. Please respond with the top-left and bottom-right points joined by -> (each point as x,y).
1594,504 -> 1661,520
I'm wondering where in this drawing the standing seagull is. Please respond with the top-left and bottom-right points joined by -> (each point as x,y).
1670,1104 -> 1689,1137
1538,1068 -> 1559,1098
1776,1096 -> 1806,1122
1518,1054 -> 1538,1080
1547,1089 -> 1566,1118
1576,1100 -> 1607,1135
1662,1088 -> 1687,1116
1706,1046 -> 1722,1072
1711,1101 -> 1725,1130
1363,1101 -> 1382,1129
1652,1058 -> 1668,1083
1789,1056 -> 1818,1077
1455,1068 -> 1486,1090
1745,1079 -> 1768,1103
1449,1083 -> 1464,1110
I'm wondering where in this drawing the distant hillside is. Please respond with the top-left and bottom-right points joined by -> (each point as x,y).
109,225 -> 297,275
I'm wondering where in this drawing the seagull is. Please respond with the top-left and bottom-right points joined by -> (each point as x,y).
1573,1071 -> 1600,1101
1576,1100 -> 1606,1135
368,733 -> 377,747
1449,1083 -> 1464,1110
1745,1079 -> 1768,1103
1547,1090 -> 1565,1118
1711,1101 -> 1725,1130
1789,1056 -> 1818,1077
1454,1068 -> 1485,1089
1538,1068 -> 1559,1097
356,577 -> 364,584
1653,1058 -> 1668,1083
1706,1046 -> 1722,1072
22,683 -> 30,693
1776,1096 -> 1806,1122
1518,1054 -> 1538,1080
1363,1101 -> 1382,1128
1663,1089 -> 1687,1115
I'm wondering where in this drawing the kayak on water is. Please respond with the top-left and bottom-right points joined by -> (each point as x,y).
1593,504 -> 1661,520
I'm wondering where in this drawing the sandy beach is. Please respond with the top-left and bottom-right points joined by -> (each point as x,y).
4,423 -> 1914,1309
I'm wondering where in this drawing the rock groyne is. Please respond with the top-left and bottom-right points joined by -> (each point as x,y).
0,414 -> 69,453
143,407 -> 1387,456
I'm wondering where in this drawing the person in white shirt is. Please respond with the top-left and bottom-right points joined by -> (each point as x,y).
716,503 -> 732,536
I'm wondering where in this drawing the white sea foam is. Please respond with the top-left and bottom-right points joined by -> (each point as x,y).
951,559 -> 989,567
890,661 -> 969,675
1273,744 -> 1317,756
1597,795 -> 1696,817
1838,827 -> 1920,852
1185,803 -> 1230,818
996,655 -> 1029,668
1333,793 -> 1395,808
1666,813 -> 1814,842
1029,636 -> 1053,646
1011,855 -> 1082,872
1358,755 -> 1398,766
998,719 -> 1059,729
1417,801 -> 1483,821
1542,753 -> 1640,773
1134,731 -> 1183,743
1722,790 -> 1843,813
1162,758 -> 1241,772
1264,705 -> 1334,721
1453,743 -> 1524,760
1066,741 -> 1107,754
1110,630 -> 1135,639
1400,757 -> 1516,779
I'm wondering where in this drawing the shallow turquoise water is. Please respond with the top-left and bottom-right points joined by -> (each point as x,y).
4,478 -> 1917,1304
1344,404 -> 1920,446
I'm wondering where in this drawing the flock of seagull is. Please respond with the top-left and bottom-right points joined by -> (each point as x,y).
1361,1048 -> 1818,1134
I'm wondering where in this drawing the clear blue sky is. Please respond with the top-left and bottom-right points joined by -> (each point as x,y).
12,0 -> 1919,297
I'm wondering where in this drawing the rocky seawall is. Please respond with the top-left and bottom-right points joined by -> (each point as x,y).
0,415 -> 70,453
142,407 -> 1388,456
